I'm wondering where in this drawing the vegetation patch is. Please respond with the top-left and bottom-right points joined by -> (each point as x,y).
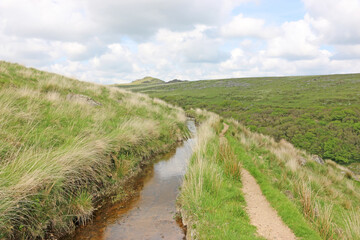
225,119 -> 360,239
0,61 -> 187,239
178,110 -> 261,240
119,74 -> 360,164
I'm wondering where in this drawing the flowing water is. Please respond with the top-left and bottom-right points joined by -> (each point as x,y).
65,120 -> 196,240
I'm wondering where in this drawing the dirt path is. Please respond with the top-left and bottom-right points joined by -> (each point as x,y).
220,122 -> 296,240
241,169 -> 296,240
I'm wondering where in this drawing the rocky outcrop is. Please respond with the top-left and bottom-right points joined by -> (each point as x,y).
66,93 -> 102,106
312,155 -> 324,165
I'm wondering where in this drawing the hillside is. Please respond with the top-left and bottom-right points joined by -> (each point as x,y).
117,74 -> 360,165
128,76 -> 164,85
179,109 -> 360,239
1,61 -> 360,240
0,61 -> 187,239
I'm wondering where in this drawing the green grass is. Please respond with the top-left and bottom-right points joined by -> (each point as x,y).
179,110 -> 360,239
0,61 -> 187,239
118,73 -> 360,164
225,119 -> 360,239
178,111 -> 262,239
226,132 -> 321,240
120,76 -> 164,85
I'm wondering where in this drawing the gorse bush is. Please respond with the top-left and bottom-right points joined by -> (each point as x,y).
0,61 -> 187,239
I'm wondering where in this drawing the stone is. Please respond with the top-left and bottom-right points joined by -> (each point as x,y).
298,156 -> 307,166
66,93 -> 102,106
312,155 -> 324,165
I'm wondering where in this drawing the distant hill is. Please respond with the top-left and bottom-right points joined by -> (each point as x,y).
130,76 -> 164,85
117,73 -> 360,165
166,79 -> 188,84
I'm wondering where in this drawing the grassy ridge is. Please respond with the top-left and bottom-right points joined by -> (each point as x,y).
179,110 -> 262,239
225,119 -> 360,239
118,74 -> 360,164
179,109 -> 359,239
0,61 -> 187,239
122,76 -> 164,85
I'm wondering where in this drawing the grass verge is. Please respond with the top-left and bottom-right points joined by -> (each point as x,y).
178,110 -> 262,239
226,119 -> 360,239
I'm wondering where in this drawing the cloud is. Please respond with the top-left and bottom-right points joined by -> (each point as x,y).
303,0 -> 360,45
332,45 -> 360,60
0,0 -> 359,83
0,0 -> 95,42
266,19 -> 322,60
221,14 -> 277,39
90,44 -> 135,72
86,0 -> 252,39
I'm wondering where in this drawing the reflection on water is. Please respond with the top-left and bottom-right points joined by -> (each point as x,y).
65,121 -> 196,240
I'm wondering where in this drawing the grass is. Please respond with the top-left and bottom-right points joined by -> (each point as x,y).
0,61 -> 188,239
225,119 -> 360,239
226,134 -> 321,239
179,109 -> 359,239
117,73 -> 360,165
120,76 -> 164,85
3,61 -> 360,239
178,110 -> 262,240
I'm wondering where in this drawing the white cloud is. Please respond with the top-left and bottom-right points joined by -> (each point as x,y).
303,0 -> 360,45
57,42 -> 88,61
0,0 -> 359,83
86,0 -> 252,39
333,45 -> 360,60
221,14 -> 277,39
0,0 -> 94,41
266,19 -> 322,60
90,44 -> 135,72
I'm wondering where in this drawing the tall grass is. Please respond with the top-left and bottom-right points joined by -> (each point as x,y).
0,61 -> 187,239
178,110 -> 262,239
180,110 -> 221,209
227,118 -> 360,239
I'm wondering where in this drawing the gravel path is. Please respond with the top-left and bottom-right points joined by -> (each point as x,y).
241,169 -> 297,240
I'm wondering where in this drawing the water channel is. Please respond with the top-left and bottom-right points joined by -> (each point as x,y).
65,120 -> 196,240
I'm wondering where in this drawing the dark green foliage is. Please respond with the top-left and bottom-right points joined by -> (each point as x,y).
119,74 -> 360,164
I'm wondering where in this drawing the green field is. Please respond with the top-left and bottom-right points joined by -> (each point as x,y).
117,74 -> 360,164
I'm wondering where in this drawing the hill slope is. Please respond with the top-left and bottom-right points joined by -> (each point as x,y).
117,74 -> 360,165
129,76 -> 164,85
0,61 -> 187,239
179,109 -> 360,240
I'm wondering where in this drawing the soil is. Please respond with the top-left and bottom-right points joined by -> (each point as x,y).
241,169 -> 297,240
221,122 -> 296,240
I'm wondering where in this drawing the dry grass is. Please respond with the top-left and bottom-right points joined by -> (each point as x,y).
219,137 -> 242,178
227,118 -> 360,240
0,61 -> 188,239
180,111 -> 220,200
344,211 -> 360,239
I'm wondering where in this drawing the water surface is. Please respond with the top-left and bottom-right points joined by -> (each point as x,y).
66,121 -> 196,240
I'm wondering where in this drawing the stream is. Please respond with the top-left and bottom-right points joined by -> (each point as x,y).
65,120 -> 196,240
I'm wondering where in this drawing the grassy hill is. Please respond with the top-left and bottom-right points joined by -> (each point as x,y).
0,61 -> 187,239
117,74 -> 360,165
179,109 -> 360,240
126,76 -> 164,85
1,61 -> 360,240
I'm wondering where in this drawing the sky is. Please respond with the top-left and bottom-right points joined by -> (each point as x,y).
1,0 -> 360,84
